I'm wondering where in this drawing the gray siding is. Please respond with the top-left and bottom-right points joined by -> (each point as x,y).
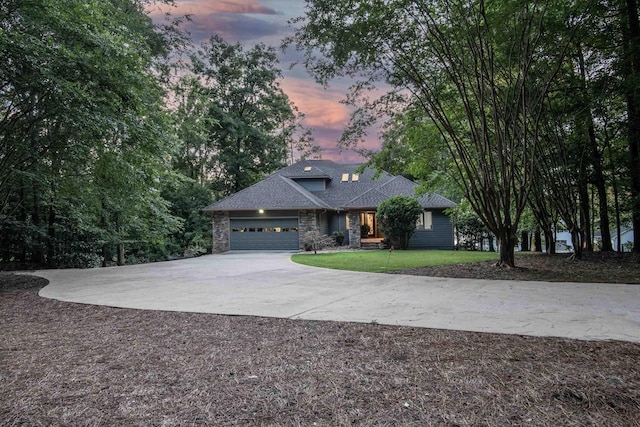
328,212 -> 349,246
318,211 -> 330,235
409,210 -> 454,249
292,178 -> 326,192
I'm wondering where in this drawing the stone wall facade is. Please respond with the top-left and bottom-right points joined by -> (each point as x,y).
347,210 -> 361,249
298,210 -> 318,249
211,211 -> 230,253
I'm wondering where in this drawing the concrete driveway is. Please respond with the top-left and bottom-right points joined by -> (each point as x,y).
36,251 -> 640,342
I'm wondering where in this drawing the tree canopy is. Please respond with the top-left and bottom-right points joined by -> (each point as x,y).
0,0 -> 317,268
289,0 -> 640,264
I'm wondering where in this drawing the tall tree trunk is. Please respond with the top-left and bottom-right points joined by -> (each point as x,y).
543,227 -> 555,254
101,200 -> 109,267
570,227 -> 583,260
488,234 -> 495,252
579,181 -> 593,252
623,0 -> 640,255
534,229 -> 542,252
18,181 -> 27,264
520,231 -> 529,251
497,228 -> 517,267
32,185 -> 43,265
590,139 -> 613,250
614,181 -> 622,252
577,44 -> 613,251
116,212 -> 125,266
47,203 -> 56,268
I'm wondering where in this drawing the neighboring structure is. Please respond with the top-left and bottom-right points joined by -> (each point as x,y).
203,160 -> 456,252
611,227 -> 634,251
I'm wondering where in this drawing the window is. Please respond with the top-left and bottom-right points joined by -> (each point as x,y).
341,173 -> 349,182
352,173 -> 359,182
304,166 -> 312,171
416,211 -> 433,230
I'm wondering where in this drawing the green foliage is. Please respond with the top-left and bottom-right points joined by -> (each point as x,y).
175,35 -> 318,197
453,208 -> 490,251
332,231 -> 345,246
292,250 -> 499,273
161,178 -> 212,257
0,0 -> 183,268
377,196 -> 423,250
289,0 -> 583,267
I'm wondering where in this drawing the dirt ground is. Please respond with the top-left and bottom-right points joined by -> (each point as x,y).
1,254 -> 640,426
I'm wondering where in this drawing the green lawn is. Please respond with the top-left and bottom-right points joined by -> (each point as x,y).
291,250 -> 499,273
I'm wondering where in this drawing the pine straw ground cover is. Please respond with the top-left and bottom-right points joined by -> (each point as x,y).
1,269 -> 639,426
392,252 -> 640,284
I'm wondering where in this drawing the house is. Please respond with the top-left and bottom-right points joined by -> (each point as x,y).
203,160 -> 456,252
611,226 -> 634,251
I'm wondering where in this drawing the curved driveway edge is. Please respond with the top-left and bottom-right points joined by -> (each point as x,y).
35,252 -> 640,342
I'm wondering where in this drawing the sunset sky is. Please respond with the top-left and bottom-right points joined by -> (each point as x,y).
147,0 -> 379,162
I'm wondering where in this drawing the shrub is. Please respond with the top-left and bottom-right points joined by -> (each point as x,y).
302,230 -> 336,254
332,231 -> 345,246
377,196 -> 423,250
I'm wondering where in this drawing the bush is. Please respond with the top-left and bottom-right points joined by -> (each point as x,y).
332,231 -> 345,246
302,230 -> 336,254
377,196 -> 423,250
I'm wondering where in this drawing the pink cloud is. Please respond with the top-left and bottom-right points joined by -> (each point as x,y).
147,0 -> 277,17
146,1 -> 382,163
147,1 -> 282,43
283,79 -> 350,130
281,78 -> 382,162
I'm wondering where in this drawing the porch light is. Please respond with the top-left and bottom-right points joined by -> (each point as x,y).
259,209 -> 264,214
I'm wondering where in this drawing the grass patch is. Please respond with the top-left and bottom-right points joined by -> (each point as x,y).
291,250 -> 499,272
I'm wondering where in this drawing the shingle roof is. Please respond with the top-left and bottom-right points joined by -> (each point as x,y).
204,160 -> 456,211
204,173 -> 332,211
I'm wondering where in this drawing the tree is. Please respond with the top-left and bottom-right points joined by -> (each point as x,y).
621,0 -> 640,254
289,0 -> 578,267
0,0 -> 183,267
452,206 -> 493,251
182,35 -> 317,197
377,196 -> 423,250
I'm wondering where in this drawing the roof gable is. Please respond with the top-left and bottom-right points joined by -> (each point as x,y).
204,160 -> 456,211
204,173 -> 331,211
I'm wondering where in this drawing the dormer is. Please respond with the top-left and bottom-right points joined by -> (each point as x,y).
290,165 -> 331,192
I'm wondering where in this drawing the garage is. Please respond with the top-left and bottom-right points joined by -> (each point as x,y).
229,218 -> 299,250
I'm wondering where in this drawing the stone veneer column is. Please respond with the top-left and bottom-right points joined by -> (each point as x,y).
298,210 -> 318,249
211,211 -> 230,253
348,210 -> 361,249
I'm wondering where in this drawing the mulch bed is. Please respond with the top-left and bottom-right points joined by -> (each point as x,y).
392,252 -> 640,284
1,271 -> 639,426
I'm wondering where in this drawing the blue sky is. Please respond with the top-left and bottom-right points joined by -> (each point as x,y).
147,0 -> 379,162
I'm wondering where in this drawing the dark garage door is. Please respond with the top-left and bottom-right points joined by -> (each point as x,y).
230,218 -> 299,250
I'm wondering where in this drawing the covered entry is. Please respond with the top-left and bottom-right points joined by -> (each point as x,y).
229,218 -> 299,250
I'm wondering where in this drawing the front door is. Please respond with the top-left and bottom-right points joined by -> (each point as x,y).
360,211 -> 378,237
